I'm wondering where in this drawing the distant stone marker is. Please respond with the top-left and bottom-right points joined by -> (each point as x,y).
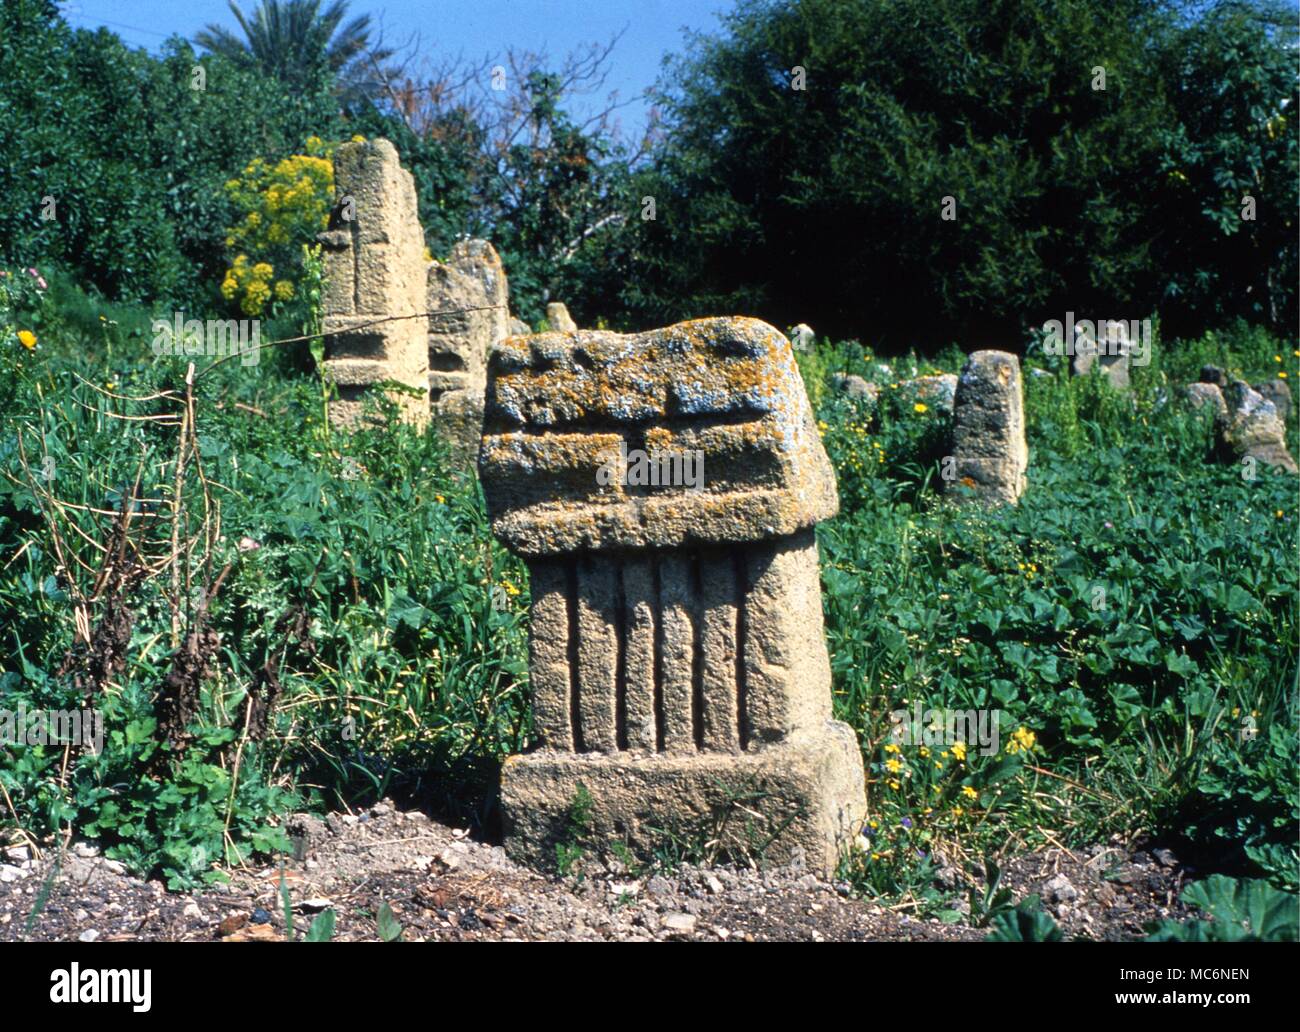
948,350 -> 1028,504
904,373 -> 958,414
1072,320 -> 1132,389
1183,381 -> 1229,421
479,317 -> 866,876
1185,377 -> 1297,473
1221,381 -> 1297,473
831,372 -> 878,403
545,301 -> 578,333
318,139 -> 430,429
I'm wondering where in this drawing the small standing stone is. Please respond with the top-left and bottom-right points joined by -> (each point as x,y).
426,239 -> 511,461
1072,320 -> 1132,389
948,350 -> 1028,505
1222,381 -> 1298,473
545,302 -> 578,333
831,372 -> 878,403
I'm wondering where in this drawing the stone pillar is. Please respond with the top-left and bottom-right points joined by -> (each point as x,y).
1072,320 -> 1131,389
545,301 -> 578,333
949,350 -> 1028,505
427,239 -> 510,460
317,138 -> 429,429
479,317 -> 866,876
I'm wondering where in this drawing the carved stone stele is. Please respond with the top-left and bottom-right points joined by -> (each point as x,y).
480,317 -> 866,875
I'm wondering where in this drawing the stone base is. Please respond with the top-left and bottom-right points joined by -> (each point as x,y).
500,721 -> 865,877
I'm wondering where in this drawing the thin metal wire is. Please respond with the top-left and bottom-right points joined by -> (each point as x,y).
193,303 -> 512,379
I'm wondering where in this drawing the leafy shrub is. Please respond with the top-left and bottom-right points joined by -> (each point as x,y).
220,137 -> 341,315
1179,723 -> 1299,891
986,900 -> 1064,942
1146,875 -> 1299,942
2,298 -> 1296,903
808,330 -> 1297,873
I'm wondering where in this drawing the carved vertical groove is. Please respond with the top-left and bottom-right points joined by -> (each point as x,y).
735,547 -> 749,752
614,558 -> 628,751
565,558 -> 584,753
691,553 -> 705,751
652,557 -> 665,752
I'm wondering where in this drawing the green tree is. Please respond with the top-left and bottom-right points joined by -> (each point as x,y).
1150,1 -> 1298,336
622,0 -> 1295,345
489,70 -> 637,324
195,0 -> 394,101
0,0 -> 343,309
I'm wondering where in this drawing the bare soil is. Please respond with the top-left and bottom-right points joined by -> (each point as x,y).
0,802 -> 1196,942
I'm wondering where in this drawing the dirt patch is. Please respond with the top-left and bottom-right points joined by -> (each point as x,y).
0,803 -> 1195,942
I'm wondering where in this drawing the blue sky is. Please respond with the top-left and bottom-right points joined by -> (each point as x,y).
57,0 -> 728,135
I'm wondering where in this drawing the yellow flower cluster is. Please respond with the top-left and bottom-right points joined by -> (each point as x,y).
827,419 -> 886,477
221,255 -> 277,316
1006,726 -> 1037,755
221,141 -> 336,315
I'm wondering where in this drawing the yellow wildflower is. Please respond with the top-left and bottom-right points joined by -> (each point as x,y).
17,329 -> 37,349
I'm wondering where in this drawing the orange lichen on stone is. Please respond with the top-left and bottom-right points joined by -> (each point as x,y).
478,317 -> 838,557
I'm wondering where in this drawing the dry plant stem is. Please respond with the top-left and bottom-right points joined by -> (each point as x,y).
168,365 -> 195,647
222,695 -> 256,852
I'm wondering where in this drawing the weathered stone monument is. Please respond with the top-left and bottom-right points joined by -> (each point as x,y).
790,323 -> 815,352
948,350 -> 1028,504
1072,320 -> 1132,389
318,139 -> 429,429
831,372 -> 878,404
1184,377 -> 1297,473
427,239 -> 510,458
545,301 -> 578,333
478,317 -> 866,875
1222,381 -> 1292,473
1183,381 -> 1229,421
